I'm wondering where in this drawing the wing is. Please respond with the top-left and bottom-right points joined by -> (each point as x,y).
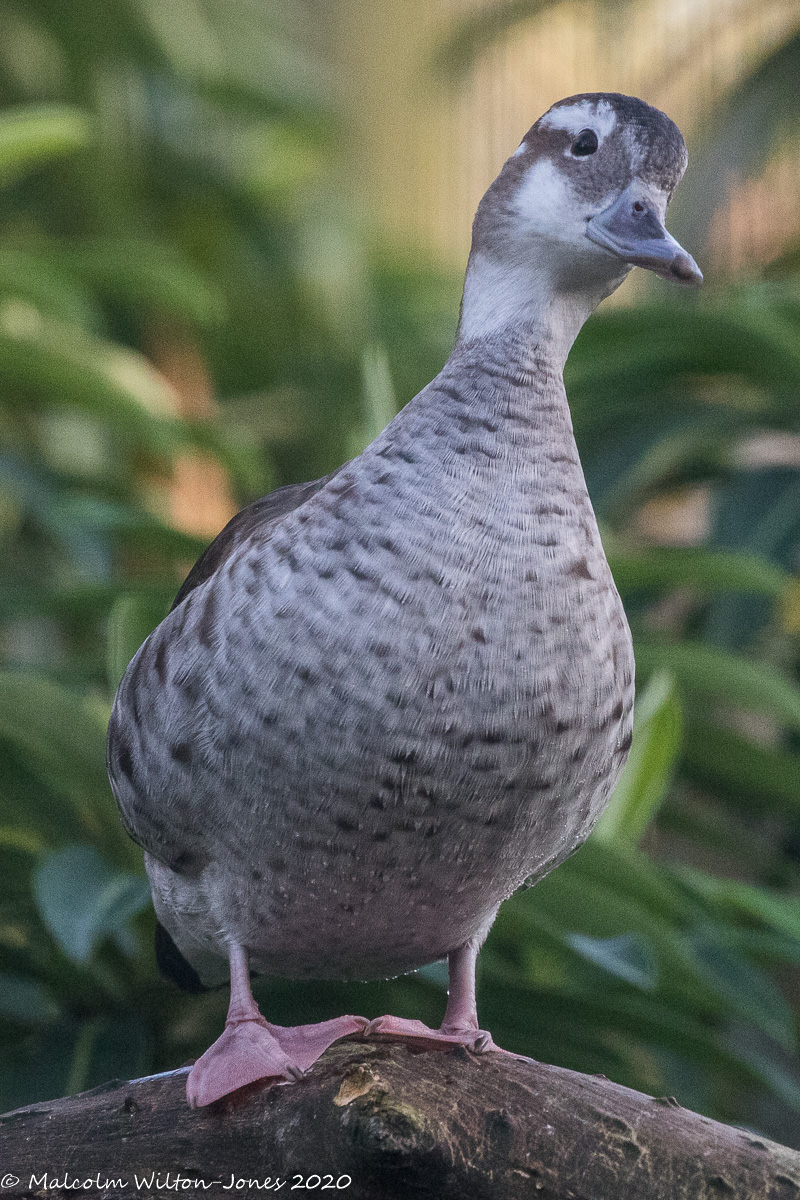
107,467 -> 341,867
170,469 -> 341,610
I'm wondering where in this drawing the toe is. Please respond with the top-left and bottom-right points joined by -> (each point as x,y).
187,1019 -> 302,1107
366,1016 -> 435,1039
366,1015 -> 500,1054
267,1015 -> 371,1073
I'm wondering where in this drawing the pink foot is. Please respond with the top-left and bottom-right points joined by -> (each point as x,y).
187,942 -> 371,1107
187,1013 -> 370,1107
365,1014 -> 496,1053
363,944 -> 531,1064
187,1016 -> 303,1107
267,1014 -> 370,1073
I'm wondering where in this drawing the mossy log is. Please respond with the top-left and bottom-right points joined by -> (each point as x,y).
1,1040 -> 799,1199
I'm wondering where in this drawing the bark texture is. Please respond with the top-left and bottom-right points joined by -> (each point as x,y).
1,1040 -> 799,1200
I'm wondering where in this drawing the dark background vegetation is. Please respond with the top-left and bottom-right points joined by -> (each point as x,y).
1,0 -> 800,1150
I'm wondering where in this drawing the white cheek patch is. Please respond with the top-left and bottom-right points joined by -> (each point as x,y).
540,99 -> 616,144
514,159 -> 576,237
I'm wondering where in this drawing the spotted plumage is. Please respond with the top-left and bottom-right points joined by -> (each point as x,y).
107,92 -> 700,1106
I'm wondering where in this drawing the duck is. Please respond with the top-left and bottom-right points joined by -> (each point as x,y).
107,92 -> 701,1108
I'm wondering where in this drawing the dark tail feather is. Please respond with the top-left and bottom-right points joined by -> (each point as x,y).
155,921 -> 207,994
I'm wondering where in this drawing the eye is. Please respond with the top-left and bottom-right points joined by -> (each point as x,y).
571,129 -> 598,157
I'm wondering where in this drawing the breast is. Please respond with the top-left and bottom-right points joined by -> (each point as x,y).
112,471 -> 634,980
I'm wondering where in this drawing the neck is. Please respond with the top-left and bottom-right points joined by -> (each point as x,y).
352,274 -> 610,574
456,251 -> 621,371
376,310 -> 583,494
357,300 -> 601,581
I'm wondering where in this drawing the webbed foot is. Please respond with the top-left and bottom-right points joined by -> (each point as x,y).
365,1014 -> 495,1053
187,1016 -> 303,1107
267,1014 -> 370,1072
187,942 -> 369,1107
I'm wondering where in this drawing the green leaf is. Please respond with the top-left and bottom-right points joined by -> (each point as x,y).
60,240 -> 226,327
0,973 -> 59,1023
0,301 -> 180,448
0,672 -> 108,809
0,827 -> 43,854
107,594 -> 167,693
0,672 -> 135,867
677,868 -> 800,942
595,672 -> 681,845
347,343 -> 398,458
0,1016 -> 150,1109
608,547 -> 788,597
566,932 -> 658,990
53,495 -> 208,562
570,302 -> 800,407
731,1037 -> 800,1114
553,839 -> 697,928
635,641 -> 800,733
0,249 -> 98,328
681,722 -> 800,817
0,104 -> 91,185
688,935 -> 796,1049
33,845 -> 150,963
512,859 -> 700,1004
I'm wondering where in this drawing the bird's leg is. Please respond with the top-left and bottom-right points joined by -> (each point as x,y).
440,939 -> 492,1045
187,942 -> 369,1107
366,938 -> 496,1053
187,942 -> 304,1107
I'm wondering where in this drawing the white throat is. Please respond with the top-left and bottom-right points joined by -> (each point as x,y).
457,252 -> 619,369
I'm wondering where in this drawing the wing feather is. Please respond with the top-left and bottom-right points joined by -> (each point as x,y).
170,470 -> 339,610
108,468 -> 341,868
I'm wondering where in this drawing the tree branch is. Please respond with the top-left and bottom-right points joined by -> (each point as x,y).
1,1040 -> 798,1199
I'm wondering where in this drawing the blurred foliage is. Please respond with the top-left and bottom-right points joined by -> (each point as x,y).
0,0 -> 799,1154
436,1 -> 800,272
670,25 -> 800,253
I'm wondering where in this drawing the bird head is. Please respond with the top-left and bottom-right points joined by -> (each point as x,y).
460,93 -> 701,350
